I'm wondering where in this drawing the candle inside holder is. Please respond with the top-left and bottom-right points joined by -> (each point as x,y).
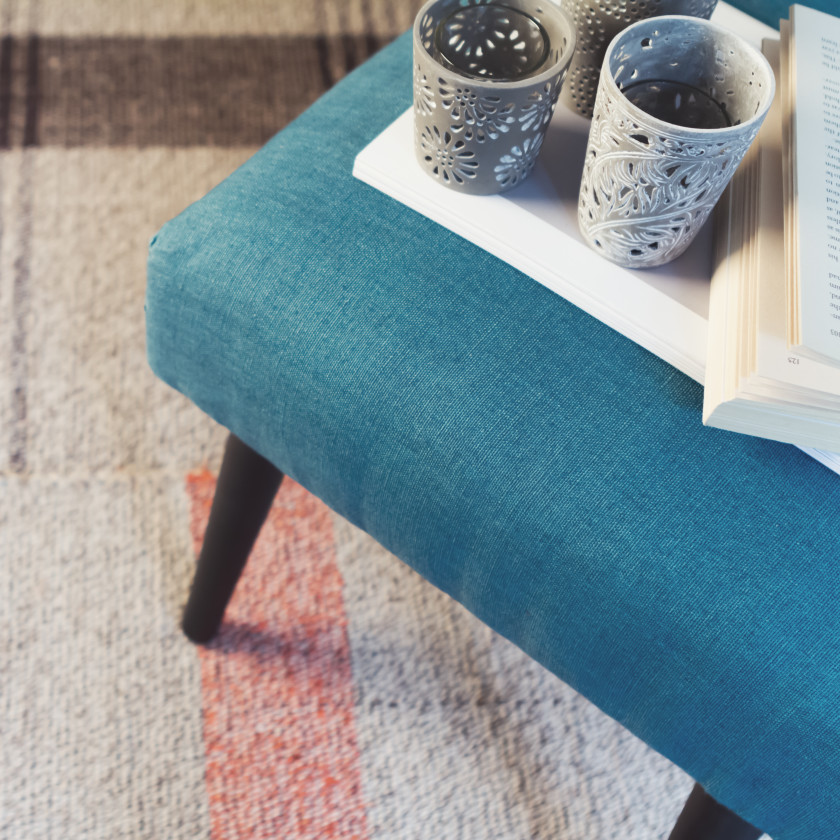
434,3 -> 549,80
622,79 -> 732,129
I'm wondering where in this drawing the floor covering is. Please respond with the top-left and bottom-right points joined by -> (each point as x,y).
1,1 -> 709,836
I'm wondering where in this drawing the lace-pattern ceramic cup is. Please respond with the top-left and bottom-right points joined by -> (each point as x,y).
559,0 -> 718,119
413,0 -> 576,195
577,15 -> 774,268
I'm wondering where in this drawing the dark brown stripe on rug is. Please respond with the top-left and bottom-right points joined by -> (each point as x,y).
0,34 -> 393,148
0,35 -> 13,149
23,36 -> 39,147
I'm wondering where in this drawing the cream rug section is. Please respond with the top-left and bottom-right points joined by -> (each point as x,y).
0,476 -> 211,838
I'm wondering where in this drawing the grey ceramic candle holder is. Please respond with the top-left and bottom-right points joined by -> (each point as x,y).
559,0 -> 718,119
577,15 -> 775,269
413,0 -> 576,195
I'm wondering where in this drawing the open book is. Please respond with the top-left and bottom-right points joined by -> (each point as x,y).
702,5 -> 840,457
353,3 -> 840,476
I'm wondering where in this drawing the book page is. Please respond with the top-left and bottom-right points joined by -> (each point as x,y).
781,21 -> 798,349
790,4 -> 840,366
754,39 -> 840,397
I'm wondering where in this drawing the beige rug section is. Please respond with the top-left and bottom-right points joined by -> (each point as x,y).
0,475 -> 211,839
0,148 -> 245,476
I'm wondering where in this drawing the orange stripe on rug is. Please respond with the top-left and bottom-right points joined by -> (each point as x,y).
186,471 -> 369,840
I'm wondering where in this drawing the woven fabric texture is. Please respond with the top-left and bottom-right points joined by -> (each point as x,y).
147,13 -> 840,840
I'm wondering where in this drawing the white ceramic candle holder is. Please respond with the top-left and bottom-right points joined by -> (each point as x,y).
578,15 -> 774,268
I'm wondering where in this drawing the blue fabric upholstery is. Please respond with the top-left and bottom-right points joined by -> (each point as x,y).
146,9 -> 840,839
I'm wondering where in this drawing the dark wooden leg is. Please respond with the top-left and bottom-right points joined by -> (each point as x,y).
668,784 -> 763,840
182,433 -> 284,644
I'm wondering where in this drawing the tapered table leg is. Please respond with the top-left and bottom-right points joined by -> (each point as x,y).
669,784 -> 763,840
182,433 -> 284,644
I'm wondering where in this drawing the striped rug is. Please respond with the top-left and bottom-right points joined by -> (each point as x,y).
0,1 -> 697,837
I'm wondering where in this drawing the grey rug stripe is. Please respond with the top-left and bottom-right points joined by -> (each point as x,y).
8,149 -> 31,473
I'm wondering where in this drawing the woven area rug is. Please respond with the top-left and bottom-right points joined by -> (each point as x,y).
1,1 -> 699,837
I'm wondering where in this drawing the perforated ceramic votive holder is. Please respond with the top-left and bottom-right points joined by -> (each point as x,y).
577,15 -> 774,269
559,0 -> 718,119
413,0 -> 576,195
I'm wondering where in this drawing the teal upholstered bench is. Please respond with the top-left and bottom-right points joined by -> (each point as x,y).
145,3 -> 840,837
